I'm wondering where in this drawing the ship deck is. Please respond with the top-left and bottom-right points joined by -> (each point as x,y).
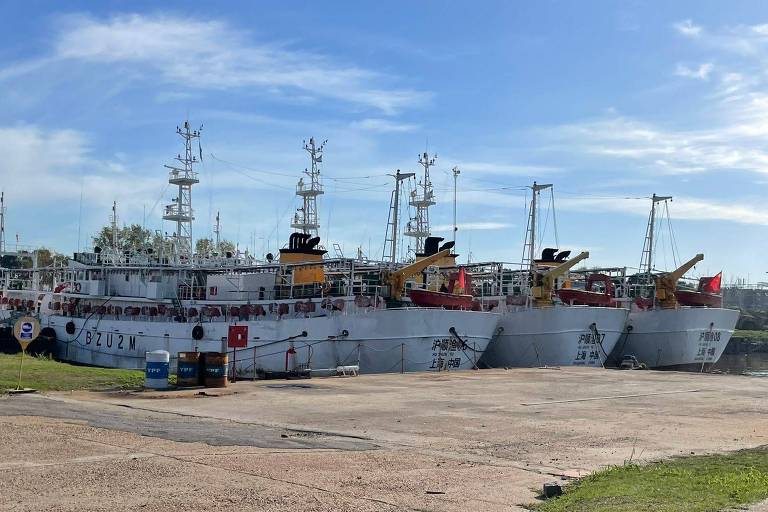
1,367 -> 766,511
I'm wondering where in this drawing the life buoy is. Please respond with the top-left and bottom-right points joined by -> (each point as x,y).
65,321 -> 76,335
192,325 -> 204,340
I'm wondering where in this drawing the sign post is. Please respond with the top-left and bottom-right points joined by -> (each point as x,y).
12,316 -> 40,391
227,325 -> 248,382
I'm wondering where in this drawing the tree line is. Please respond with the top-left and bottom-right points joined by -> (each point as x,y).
92,224 -> 235,256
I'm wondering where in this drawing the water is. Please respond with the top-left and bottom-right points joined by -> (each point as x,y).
712,352 -> 768,376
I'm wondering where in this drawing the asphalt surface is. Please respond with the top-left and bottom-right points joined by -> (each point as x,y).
1,367 -> 766,511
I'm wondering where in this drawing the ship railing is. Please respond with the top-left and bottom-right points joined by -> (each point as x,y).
723,283 -> 768,290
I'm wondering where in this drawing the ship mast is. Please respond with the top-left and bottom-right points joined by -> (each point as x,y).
0,192 -> 6,254
405,152 -> 436,254
383,170 -> 415,263
291,137 -> 325,237
523,182 -> 552,269
214,210 -> 221,249
452,166 -> 461,243
163,120 -> 201,262
110,201 -> 119,252
640,193 -> 672,284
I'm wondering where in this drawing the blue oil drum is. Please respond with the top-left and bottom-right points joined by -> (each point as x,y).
177,352 -> 201,387
145,350 -> 170,389
203,352 -> 228,388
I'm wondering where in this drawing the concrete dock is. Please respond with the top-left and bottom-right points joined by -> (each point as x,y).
1,367 -> 766,511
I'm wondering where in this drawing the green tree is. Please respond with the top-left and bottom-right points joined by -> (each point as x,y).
219,240 -> 236,254
92,224 -> 153,252
33,248 -> 68,268
196,238 -> 213,257
195,238 -> 235,256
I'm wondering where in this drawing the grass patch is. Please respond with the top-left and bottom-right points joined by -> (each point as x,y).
735,330 -> 768,343
531,447 -> 768,512
0,353 -> 146,392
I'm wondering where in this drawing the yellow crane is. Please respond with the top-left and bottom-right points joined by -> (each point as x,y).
531,251 -> 590,307
384,249 -> 452,301
654,253 -> 704,309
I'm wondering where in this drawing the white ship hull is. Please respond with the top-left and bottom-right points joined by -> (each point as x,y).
618,307 -> 739,368
480,305 -> 629,367
47,308 -> 499,376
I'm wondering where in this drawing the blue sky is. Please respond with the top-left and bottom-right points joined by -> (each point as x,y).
1,1 -> 768,282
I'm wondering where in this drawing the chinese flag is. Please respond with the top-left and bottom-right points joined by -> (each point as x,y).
703,272 -> 722,294
457,267 -> 466,292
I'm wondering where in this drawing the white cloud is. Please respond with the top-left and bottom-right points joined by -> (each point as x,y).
675,21 -> 768,56
557,196 -> 768,226
432,222 -> 513,231
674,62 -> 714,81
446,160 -> 561,175
0,125 -> 159,220
350,118 -> 419,133
47,13 -> 429,114
541,112 -> 768,175
674,19 -> 703,37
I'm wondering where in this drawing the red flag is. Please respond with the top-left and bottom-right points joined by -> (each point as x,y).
457,267 -> 466,292
702,272 -> 722,294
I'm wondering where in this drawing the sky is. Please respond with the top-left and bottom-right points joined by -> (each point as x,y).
1,1 -> 768,283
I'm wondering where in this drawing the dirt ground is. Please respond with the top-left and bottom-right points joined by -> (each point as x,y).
1,367 -> 766,511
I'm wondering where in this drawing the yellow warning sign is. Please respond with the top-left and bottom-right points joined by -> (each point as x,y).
13,316 -> 40,351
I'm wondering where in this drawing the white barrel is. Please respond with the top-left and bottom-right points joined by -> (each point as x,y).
145,350 -> 170,389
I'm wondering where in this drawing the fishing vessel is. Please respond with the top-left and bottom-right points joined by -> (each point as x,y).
403,181 -> 629,368
0,122 -> 499,376
611,195 -> 739,369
